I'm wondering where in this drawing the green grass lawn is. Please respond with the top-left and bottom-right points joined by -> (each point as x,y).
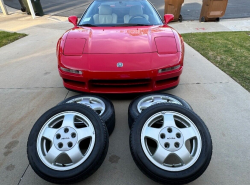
0,31 -> 27,48
182,31 -> 250,92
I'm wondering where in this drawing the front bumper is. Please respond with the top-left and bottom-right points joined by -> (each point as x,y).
59,67 -> 182,94
57,51 -> 184,94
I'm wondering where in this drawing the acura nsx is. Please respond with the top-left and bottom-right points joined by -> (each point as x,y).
57,0 -> 184,93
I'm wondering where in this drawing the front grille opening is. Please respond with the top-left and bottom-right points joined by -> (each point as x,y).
156,77 -> 179,87
64,79 -> 85,87
89,79 -> 151,88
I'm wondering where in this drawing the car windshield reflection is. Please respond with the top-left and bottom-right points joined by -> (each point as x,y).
79,0 -> 163,27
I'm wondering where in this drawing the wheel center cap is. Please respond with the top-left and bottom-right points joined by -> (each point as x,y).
53,127 -> 78,151
159,126 -> 184,152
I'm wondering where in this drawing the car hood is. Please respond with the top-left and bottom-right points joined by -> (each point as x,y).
65,26 -> 175,54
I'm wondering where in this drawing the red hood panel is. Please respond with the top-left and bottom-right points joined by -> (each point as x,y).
87,53 -> 153,71
67,26 -> 175,54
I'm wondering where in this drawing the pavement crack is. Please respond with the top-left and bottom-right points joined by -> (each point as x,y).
64,90 -> 69,100
17,164 -> 29,185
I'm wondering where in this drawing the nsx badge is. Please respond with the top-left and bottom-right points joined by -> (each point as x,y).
117,62 -> 123,67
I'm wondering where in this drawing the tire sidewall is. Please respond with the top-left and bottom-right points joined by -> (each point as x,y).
27,104 -> 107,182
130,104 -> 212,182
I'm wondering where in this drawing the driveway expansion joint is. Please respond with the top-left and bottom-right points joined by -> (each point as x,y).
17,164 -> 29,185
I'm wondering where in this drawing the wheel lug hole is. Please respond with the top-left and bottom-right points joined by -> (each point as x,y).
58,143 -> 63,148
176,133 -> 181,138
167,128 -> 172,133
71,133 -> 76,138
56,134 -> 61,139
174,142 -> 180,148
160,133 -> 165,139
164,142 -> 170,149
64,128 -> 69,133
68,142 -> 73,148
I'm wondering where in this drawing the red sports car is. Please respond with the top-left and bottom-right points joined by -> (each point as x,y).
57,0 -> 184,94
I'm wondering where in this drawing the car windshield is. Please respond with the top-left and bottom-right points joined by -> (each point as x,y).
79,0 -> 163,27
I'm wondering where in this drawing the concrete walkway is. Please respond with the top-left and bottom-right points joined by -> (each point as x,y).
0,11 -> 250,185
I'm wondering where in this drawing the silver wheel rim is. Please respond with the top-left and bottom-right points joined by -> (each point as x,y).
137,95 -> 182,113
141,111 -> 202,171
37,111 -> 96,171
66,97 -> 105,116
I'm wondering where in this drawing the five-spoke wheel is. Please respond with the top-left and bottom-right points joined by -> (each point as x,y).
130,103 -> 212,184
27,104 -> 109,184
141,111 -> 201,171
37,111 -> 96,171
128,93 -> 193,128
58,94 -> 115,136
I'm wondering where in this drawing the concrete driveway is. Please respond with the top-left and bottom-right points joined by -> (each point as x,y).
0,13 -> 250,185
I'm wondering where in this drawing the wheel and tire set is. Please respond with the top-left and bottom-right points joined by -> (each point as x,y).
27,93 -> 212,184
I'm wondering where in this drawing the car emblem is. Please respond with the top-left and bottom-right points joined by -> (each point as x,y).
117,62 -> 123,68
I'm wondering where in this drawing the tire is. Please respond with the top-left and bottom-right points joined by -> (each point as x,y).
128,93 -> 193,129
179,14 -> 183,22
21,7 -> 26,12
27,104 -> 109,184
58,94 -> 115,136
201,17 -> 206,22
130,103 -> 212,185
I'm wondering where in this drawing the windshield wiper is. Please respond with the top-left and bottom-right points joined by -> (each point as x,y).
79,24 -> 98,27
131,24 -> 151,26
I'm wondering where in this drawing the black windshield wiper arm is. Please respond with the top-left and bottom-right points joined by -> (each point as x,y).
132,24 -> 151,26
79,24 -> 98,27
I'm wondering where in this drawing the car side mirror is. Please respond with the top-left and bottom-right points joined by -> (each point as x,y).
68,16 -> 78,27
164,14 -> 174,25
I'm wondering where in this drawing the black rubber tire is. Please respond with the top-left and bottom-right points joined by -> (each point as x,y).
179,14 -> 183,22
21,7 -> 26,12
27,104 -> 109,184
130,103 -> 212,185
58,94 -> 115,136
128,93 -> 193,129
201,17 -> 206,22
